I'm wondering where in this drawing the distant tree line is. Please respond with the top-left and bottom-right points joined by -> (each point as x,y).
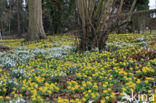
0,0 -> 76,36
0,0 -> 149,37
0,0 -> 28,36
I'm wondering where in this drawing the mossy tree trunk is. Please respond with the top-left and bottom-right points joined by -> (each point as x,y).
27,0 -> 47,40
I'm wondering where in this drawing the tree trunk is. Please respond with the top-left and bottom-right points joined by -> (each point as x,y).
17,0 -> 21,34
8,22 -> 11,35
9,4 -> 11,35
27,0 -> 47,40
17,12 -> 21,34
1,22 -> 3,36
0,21 -> 2,37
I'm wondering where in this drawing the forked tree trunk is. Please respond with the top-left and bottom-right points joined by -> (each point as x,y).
27,0 -> 46,40
77,0 -> 137,51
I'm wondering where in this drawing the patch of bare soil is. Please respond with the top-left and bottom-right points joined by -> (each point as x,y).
0,46 -> 11,52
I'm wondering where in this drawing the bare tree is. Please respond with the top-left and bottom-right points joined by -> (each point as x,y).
27,0 -> 47,40
76,0 -> 137,51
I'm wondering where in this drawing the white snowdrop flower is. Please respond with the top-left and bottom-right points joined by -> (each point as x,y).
117,102 -> 126,103
89,100 -> 94,103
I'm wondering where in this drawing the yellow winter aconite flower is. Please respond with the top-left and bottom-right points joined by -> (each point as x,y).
122,88 -> 126,91
32,97 -> 36,101
0,96 -> 3,99
85,94 -> 89,97
103,90 -> 108,93
148,90 -> 152,93
120,92 -> 124,96
111,92 -> 116,98
5,96 -> 10,99
105,96 -> 110,100
82,97 -> 86,102
136,79 -> 141,84
108,88 -> 111,92
103,84 -> 107,88
145,80 -> 149,84
100,99 -> 105,103
3,88 -> 7,92
0,68 -> 3,72
91,93 -> 96,98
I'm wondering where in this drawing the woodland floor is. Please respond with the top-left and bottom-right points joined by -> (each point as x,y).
0,33 -> 156,103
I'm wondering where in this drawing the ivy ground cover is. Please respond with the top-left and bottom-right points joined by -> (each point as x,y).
0,34 -> 156,103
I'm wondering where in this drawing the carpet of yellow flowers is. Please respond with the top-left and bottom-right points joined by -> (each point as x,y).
0,34 -> 156,103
